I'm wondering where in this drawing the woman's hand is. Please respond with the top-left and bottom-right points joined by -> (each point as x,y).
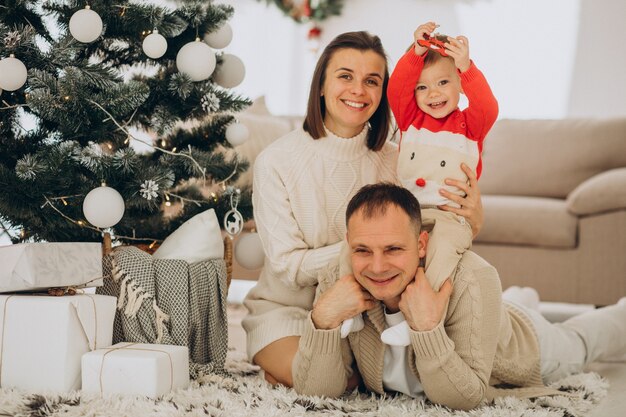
438,163 -> 484,238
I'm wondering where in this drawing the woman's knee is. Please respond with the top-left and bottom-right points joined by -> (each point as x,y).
253,336 -> 300,387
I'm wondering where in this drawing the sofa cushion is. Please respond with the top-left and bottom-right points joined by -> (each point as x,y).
566,168 -> 626,215
477,195 -> 578,248
480,118 -> 626,199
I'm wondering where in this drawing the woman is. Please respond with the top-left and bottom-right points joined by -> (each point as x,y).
242,31 -> 483,387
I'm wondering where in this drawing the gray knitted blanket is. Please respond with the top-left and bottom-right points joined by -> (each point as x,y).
98,246 -> 228,378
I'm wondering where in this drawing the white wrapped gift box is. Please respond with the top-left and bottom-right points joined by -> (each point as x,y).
0,242 -> 103,293
0,294 -> 116,391
82,342 -> 189,398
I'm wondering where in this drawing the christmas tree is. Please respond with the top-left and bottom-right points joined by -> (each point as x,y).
0,0 -> 252,246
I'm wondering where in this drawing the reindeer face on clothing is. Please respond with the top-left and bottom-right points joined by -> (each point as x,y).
397,126 -> 479,207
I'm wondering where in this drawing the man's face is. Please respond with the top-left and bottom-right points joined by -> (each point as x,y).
347,205 -> 427,312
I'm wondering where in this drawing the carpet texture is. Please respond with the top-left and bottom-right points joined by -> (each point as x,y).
0,351 -> 608,417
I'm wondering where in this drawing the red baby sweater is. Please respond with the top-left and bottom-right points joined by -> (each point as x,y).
387,50 -> 499,178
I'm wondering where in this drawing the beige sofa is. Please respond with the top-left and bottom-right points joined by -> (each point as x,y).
474,118 -> 626,305
233,100 -> 626,305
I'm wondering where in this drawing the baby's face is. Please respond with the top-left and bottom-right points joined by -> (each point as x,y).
414,59 -> 462,119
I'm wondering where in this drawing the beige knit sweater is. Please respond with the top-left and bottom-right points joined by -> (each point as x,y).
242,126 -> 399,359
293,251 -> 562,411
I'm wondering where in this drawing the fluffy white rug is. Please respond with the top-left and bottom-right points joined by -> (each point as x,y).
0,351 -> 608,417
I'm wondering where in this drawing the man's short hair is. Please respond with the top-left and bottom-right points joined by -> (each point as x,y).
346,182 -> 422,232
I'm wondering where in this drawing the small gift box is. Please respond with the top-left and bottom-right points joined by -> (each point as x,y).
0,242 -> 103,293
82,342 -> 190,398
0,294 -> 116,391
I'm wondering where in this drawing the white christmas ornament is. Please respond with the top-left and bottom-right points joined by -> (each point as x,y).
176,40 -> 216,82
0,55 -> 28,91
213,54 -> 245,88
69,6 -> 103,43
142,30 -> 167,59
203,22 -> 233,49
235,232 -> 265,270
82,186 -> 125,228
225,121 -> 249,146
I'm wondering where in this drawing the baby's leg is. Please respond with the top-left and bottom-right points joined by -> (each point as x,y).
381,210 -> 471,346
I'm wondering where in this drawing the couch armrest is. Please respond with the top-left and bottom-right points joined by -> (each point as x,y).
566,168 -> 626,215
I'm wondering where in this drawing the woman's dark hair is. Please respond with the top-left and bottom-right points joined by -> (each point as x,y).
346,182 -> 422,233
303,31 -> 390,151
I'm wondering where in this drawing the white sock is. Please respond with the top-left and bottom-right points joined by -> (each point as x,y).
502,286 -> 540,311
380,320 -> 411,346
340,315 -> 364,338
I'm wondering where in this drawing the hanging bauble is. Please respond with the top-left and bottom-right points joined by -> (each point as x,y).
0,55 -> 28,91
69,5 -> 103,43
142,30 -> 167,59
82,185 -> 125,228
213,54 -> 245,88
225,121 -> 249,146
235,232 -> 265,270
176,39 -> 216,82
203,22 -> 233,49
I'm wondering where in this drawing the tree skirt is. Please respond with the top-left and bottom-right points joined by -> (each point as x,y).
0,351 -> 608,417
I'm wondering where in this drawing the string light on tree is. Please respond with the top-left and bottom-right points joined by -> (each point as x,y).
213,54 -> 245,88
176,39 -> 216,82
69,5 -> 104,43
225,121 -> 249,146
0,54 -> 28,91
142,29 -> 167,59
203,22 -> 233,49
82,185 -> 125,229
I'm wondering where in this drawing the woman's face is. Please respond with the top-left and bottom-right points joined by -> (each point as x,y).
321,48 -> 386,138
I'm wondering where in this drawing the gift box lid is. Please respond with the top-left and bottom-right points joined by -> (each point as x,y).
0,242 -> 102,293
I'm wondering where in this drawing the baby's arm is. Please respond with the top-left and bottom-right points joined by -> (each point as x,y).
388,22 -> 439,131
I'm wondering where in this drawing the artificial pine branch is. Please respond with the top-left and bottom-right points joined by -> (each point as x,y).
0,0 -> 252,244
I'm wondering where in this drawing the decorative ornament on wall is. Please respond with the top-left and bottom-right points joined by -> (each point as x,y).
257,0 -> 343,51
69,5 -> 103,43
258,0 -> 344,24
0,54 -> 28,91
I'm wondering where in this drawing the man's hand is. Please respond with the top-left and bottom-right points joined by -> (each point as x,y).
445,35 -> 471,72
311,274 -> 377,330
413,21 -> 439,55
399,267 -> 453,332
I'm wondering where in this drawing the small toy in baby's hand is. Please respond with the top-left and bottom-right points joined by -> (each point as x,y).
417,33 -> 448,57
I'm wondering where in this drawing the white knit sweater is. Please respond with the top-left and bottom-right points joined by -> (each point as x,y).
242,126 -> 399,359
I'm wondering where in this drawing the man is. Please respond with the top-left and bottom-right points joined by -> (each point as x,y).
292,182 -> 626,410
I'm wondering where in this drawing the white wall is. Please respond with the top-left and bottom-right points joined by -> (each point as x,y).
220,0 -> 626,119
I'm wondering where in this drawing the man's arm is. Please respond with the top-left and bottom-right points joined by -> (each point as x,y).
402,262 -> 502,410
292,269 -> 376,397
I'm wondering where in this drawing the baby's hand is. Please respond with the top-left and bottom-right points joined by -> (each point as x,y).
413,22 -> 439,55
445,36 -> 471,72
